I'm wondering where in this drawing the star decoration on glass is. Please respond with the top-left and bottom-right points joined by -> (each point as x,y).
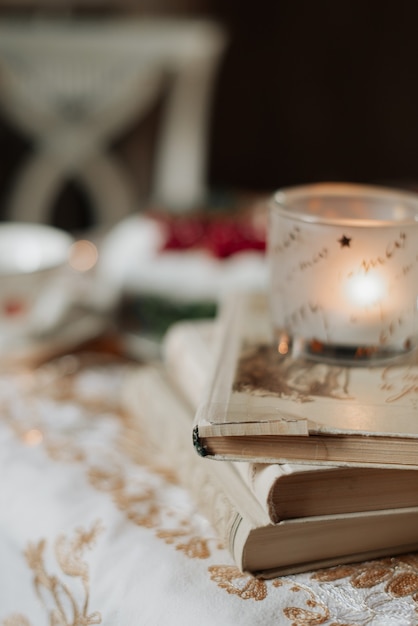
338,235 -> 351,248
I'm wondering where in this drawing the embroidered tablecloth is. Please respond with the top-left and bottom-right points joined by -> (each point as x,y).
1,350 -> 418,626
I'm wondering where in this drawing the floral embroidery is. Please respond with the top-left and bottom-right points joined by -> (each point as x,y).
313,556 -> 418,603
208,565 -> 268,601
157,528 -> 211,559
4,353 -> 418,625
280,582 -> 333,626
9,522 -> 103,626
282,606 -> 331,626
2,356 -> 221,570
88,464 -> 162,528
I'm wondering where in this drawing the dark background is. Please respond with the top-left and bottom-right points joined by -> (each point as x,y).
210,1 -> 418,192
1,0 -> 418,227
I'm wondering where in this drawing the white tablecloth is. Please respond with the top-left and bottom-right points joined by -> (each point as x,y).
1,350 -> 417,626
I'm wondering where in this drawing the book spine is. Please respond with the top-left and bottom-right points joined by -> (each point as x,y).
121,367 -> 418,578
233,462 -> 281,523
163,317 -> 284,521
162,319 -> 217,408
121,366 -> 268,567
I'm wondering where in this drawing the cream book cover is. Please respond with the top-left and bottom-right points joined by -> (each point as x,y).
193,292 -> 418,466
163,317 -> 418,521
121,364 -> 418,578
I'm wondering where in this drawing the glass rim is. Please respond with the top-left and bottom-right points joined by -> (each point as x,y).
270,182 -> 418,227
0,223 -> 73,276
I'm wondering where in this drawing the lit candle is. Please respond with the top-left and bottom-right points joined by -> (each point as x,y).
268,183 -> 418,360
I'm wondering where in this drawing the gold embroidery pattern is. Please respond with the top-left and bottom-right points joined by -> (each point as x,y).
208,566 -> 268,601
2,617 -> 31,626
86,459 -> 215,559
4,355 -> 418,624
273,580 -> 335,626
1,359 -> 220,570
3,522 -> 103,626
313,555 -> 418,603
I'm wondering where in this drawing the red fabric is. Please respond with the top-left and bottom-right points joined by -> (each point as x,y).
153,213 -> 266,259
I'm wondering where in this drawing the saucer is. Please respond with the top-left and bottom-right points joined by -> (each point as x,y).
0,305 -> 109,367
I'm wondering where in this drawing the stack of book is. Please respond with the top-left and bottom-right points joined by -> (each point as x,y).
122,291 -> 418,578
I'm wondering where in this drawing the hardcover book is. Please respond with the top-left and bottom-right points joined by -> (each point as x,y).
163,318 -> 418,522
192,291 -> 418,467
121,364 -> 418,578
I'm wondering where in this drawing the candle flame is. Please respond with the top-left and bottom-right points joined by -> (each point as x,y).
345,272 -> 385,307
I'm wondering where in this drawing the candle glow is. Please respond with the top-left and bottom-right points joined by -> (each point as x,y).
268,183 -> 418,359
345,273 -> 385,308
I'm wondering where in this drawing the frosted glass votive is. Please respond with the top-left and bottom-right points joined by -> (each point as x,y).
268,183 -> 418,362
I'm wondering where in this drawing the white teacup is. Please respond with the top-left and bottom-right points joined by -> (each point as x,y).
0,222 -> 74,346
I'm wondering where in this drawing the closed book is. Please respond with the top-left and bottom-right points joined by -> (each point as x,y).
192,291 -> 418,467
163,318 -> 418,522
121,364 -> 418,578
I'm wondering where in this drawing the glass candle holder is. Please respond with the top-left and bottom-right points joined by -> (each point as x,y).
268,183 -> 418,362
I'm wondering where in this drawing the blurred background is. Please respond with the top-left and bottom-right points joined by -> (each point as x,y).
1,0 -> 418,353
1,0 -> 418,230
